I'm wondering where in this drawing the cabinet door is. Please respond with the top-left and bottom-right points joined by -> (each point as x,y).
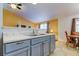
50,35 -> 55,53
0,33 -> 3,56
5,40 -> 30,54
31,43 -> 42,56
6,47 -> 30,56
43,41 -> 49,56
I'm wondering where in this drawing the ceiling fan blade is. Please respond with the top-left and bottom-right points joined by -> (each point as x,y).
17,4 -> 22,6
17,6 -> 21,10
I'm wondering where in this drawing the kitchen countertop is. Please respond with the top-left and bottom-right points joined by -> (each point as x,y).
3,34 -> 54,43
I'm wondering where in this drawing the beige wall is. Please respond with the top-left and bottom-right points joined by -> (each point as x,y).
48,18 -> 58,40
34,18 -> 58,40
3,9 -> 36,28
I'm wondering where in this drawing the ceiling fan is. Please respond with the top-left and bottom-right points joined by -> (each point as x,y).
9,3 -> 22,10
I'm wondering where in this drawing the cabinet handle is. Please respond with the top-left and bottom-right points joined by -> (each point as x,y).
16,41 -> 24,44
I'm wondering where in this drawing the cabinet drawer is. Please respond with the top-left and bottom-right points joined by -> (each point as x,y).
4,40 -> 30,54
6,47 -> 30,56
51,35 -> 55,39
42,36 -> 50,42
32,38 -> 42,45
32,36 -> 50,45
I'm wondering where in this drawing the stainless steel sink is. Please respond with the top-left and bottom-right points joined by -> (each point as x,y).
24,34 -> 45,37
29,34 -> 38,36
29,34 -> 45,36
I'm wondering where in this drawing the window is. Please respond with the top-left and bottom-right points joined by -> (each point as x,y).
39,22 -> 48,30
76,19 -> 79,32
71,18 -> 79,34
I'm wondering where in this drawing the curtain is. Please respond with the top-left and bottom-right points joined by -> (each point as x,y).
71,18 -> 76,35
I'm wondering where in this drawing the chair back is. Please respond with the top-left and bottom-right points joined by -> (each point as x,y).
65,31 -> 71,41
73,32 -> 79,36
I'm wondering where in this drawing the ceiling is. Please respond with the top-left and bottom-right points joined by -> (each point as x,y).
3,3 -> 79,23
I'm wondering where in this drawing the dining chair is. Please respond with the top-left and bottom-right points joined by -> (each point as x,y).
73,32 -> 79,36
65,31 -> 76,48
73,32 -> 79,47
65,31 -> 72,47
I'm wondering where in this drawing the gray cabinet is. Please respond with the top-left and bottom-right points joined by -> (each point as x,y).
6,47 -> 30,56
5,40 -> 30,54
3,40 -> 30,56
31,43 -> 42,56
0,33 -> 3,56
43,40 -> 49,56
3,35 -> 55,56
50,35 -> 55,53
31,36 -> 50,56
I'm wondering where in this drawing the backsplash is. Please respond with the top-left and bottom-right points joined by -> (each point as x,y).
3,27 -> 47,36
34,29 -> 47,35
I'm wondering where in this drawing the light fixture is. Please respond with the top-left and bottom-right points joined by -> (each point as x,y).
32,2 -> 37,5
50,29 -> 53,33
10,4 -> 16,9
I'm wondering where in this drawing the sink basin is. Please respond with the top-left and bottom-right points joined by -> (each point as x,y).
29,34 -> 38,36
29,34 -> 45,36
23,34 -> 46,36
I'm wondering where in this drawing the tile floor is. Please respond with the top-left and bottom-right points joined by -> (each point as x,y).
50,41 -> 79,56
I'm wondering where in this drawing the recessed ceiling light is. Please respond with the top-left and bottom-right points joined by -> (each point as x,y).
10,4 -> 16,9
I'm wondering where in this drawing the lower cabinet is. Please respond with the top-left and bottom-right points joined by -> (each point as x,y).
31,43 -> 42,56
3,35 -> 55,56
50,35 -> 55,53
43,40 -> 49,56
31,40 -> 50,56
6,47 -> 30,56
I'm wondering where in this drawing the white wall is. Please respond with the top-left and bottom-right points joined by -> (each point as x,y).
58,14 -> 79,41
0,4 -> 3,28
0,4 -> 3,38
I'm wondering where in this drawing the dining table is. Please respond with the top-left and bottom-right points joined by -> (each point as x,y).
68,35 -> 79,47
